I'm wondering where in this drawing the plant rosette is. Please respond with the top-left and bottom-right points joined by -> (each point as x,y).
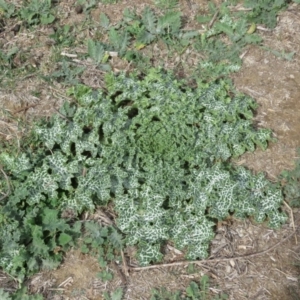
0,68 -> 287,270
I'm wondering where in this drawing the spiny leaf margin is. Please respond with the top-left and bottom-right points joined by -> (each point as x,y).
0,67 -> 286,269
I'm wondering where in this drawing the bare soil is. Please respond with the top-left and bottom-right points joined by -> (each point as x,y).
1,1 -> 300,299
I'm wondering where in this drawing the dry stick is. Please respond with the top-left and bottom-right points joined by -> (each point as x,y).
121,249 -> 129,277
208,11 -> 219,29
58,276 -> 73,288
0,120 -> 19,139
0,117 -> 22,150
112,260 -> 127,286
130,230 -> 297,271
0,126 -> 15,141
0,131 -> 9,137
53,107 -> 72,123
13,103 -> 39,114
283,200 -> 297,244
0,168 -> 11,201
95,210 -> 130,279
51,87 -> 73,101
227,6 -> 252,12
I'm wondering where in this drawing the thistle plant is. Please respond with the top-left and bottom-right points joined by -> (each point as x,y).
0,68 -> 286,273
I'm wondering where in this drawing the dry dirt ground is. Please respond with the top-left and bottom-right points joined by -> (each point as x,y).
1,1 -> 300,299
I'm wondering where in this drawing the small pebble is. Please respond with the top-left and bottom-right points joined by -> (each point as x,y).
226,265 -> 231,273
75,5 -> 83,14
12,24 -> 21,34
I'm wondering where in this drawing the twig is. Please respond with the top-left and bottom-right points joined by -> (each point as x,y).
112,261 -> 127,286
121,249 -> 129,277
0,112 -> 25,151
257,26 -> 273,32
51,87 -> 73,101
20,72 -> 40,81
0,167 -> 11,201
58,276 -> 73,288
61,52 -> 78,58
130,230 -> 297,271
208,11 -> 219,29
284,200 -> 297,244
239,50 -> 249,60
53,107 -> 72,123
96,209 -> 114,226
13,103 -> 39,114
227,6 -> 252,12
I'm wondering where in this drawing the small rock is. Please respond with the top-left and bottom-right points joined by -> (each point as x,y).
12,24 -> 21,34
75,5 -> 83,14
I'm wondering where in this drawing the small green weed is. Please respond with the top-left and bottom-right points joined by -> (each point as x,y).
97,269 -> 114,281
0,288 -> 11,300
0,202 -> 82,284
80,220 -> 123,261
99,11 -> 110,30
0,47 -> 35,89
193,61 -> 240,83
0,46 -> 18,69
0,286 -> 43,300
100,276 -> 228,300
76,0 -> 97,14
243,0 -> 287,29
103,287 -> 124,300
96,8 -> 197,59
80,1 -> 296,79
47,60 -> 86,85
280,151 -> 300,207
0,0 -> 17,18
153,0 -> 179,10
261,46 -> 295,61
19,0 -> 55,26
0,0 -> 56,26
151,276 -> 228,300
49,25 -> 76,47
195,2 -> 263,65
87,39 -> 110,65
